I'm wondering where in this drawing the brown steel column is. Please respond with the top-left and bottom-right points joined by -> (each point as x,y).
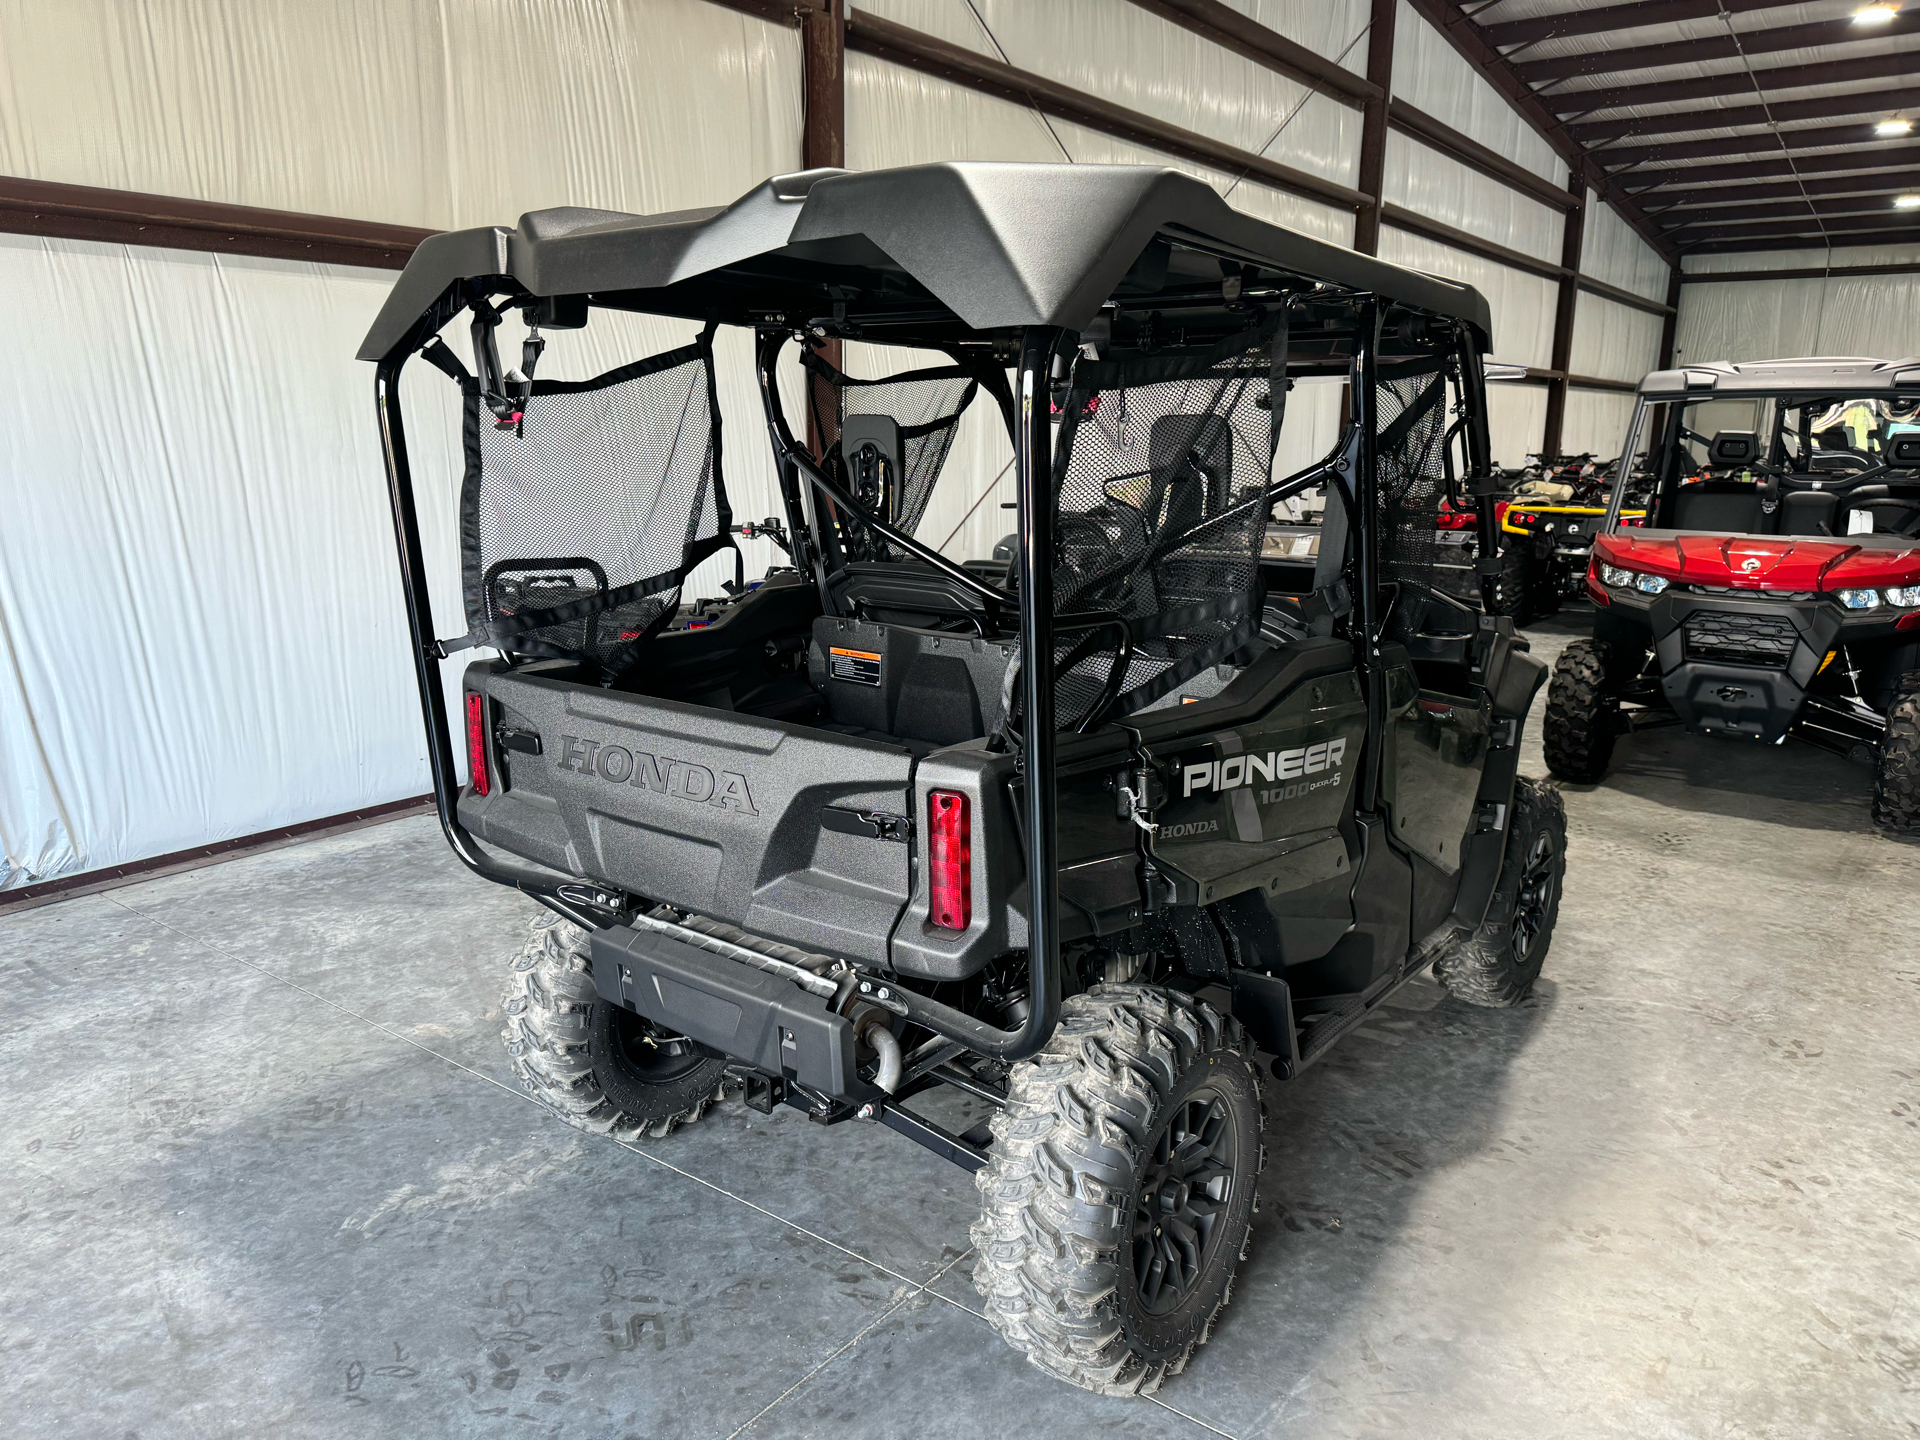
802,0 -> 845,170
1542,170 -> 1586,457
1658,263 -> 1683,368
1353,0 -> 1396,255
802,0 -> 845,460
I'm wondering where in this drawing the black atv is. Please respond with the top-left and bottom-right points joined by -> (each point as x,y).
359,162 -> 1566,1394
1543,357 -> 1919,829
1428,454 -> 1628,625
1497,452 -> 1637,623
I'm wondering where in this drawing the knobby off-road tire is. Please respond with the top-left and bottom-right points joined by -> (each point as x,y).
1482,541 -> 1532,621
1520,542 -> 1563,626
1872,675 -> 1919,832
1435,778 -> 1567,1008
500,914 -> 729,1139
971,984 -> 1264,1396
1543,637 -> 1619,783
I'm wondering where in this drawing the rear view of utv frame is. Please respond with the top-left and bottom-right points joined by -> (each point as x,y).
590,924 -> 863,1097
371,326 -> 1073,1068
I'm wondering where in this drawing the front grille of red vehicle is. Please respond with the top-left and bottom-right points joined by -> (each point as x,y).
1687,584 -> 1814,600
1683,611 -> 1799,668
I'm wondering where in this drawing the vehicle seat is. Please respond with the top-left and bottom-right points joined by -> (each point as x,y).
807,616 -> 1015,748
831,561 -> 1009,633
1779,490 -> 1837,536
1672,482 -> 1768,534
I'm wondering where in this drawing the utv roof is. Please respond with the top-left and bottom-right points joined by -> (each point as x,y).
1637,356 -> 1921,397
356,161 -> 1493,361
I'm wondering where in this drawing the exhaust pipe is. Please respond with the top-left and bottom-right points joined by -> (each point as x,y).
857,1013 -> 903,1095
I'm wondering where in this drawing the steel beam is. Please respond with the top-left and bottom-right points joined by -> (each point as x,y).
1646,172 -> 1921,207
0,176 -> 430,267
1679,261 -> 1921,283
802,0 -> 845,172
1379,204 -> 1566,281
1518,12 -> 1918,83
1576,274 -> 1674,317
842,9 -> 1367,211
1388,98 -> 1576,210
1657,196 -> 1918,228
1598,121 -> 1921,170
1658,265 -> 1682,367
1482,0 -> 1795,49
1622,148 -> 1920,188
1678,212 -> 1921,243
1543,176 -> 1585,457
1355,0 -> 1397,254
1125,0 -> 1378,106
1686,227 -> 1921,254
1574,89 -> 1918,148
1542,52 -> 1916,117
1400,0 -> 1678,263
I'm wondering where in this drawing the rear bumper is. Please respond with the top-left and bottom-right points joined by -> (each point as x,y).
589,923 -> 865,1099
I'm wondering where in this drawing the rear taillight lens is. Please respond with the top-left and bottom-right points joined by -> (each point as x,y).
927,790 -> 971,931
465,692 -> 490,797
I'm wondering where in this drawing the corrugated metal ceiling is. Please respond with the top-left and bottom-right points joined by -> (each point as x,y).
1449,0 -> 1920,250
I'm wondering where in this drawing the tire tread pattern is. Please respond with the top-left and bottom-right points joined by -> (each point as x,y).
969,984 -> 1263,1397
1434,778 -> 1567,1008
1873,674 -> 1919,832
1543,637 -> 1618,783
500,914 -> 726,1140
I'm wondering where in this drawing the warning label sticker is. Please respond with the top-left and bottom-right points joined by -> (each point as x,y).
829,647 -> 883,687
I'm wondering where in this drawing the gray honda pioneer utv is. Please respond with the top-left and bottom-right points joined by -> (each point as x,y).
359,162 -> 1565,1395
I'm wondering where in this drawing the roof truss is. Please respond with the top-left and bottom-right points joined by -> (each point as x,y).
1517,13 -> 1918,84
1573,88 -> 1918,148
1417,0 -> 1921,252
1544,52 -> 1918,118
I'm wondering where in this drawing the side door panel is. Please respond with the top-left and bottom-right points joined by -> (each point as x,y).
1379,651 -> 1488,877
1142,669 -> 1367,906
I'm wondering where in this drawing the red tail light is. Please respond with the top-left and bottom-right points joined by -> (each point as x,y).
927,790 -> 971,930
465,692 -> 490,797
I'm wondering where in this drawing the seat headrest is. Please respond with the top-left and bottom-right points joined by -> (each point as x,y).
1709,429 -> 1759,466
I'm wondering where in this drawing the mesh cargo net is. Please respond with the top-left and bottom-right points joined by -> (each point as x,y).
1373,357 -> 1451,640
445,332 -> 730,680
803,350 -> 980,558
1043,320 -> 1286,722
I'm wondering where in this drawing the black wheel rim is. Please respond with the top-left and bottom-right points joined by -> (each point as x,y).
1512,830 -> 1557,964
1131,1088 -> 1238,1315
601,1004 -> 711,1084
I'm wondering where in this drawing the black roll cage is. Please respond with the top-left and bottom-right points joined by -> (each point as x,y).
372,282 -> 1496,1065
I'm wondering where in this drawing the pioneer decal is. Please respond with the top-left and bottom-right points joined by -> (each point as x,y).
1181,738 -> 1346,798
555,735 -> 757,815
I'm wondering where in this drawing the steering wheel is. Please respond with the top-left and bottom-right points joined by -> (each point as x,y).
1055,506 -> 1149,613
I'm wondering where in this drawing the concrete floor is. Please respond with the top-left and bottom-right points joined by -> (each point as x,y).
3,614 -> 1916,1439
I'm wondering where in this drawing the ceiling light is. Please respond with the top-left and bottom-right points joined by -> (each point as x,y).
1854,5 -> 1899,22
1897,195 -> 1921,209
1875,118 -> 1915,136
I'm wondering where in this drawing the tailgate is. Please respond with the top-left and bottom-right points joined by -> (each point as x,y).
462,671 -> 913,964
